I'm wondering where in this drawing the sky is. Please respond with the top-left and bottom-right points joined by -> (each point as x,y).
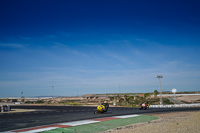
0,0 -> 200,97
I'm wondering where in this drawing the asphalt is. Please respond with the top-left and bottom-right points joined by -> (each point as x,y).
0,105 -> 200,132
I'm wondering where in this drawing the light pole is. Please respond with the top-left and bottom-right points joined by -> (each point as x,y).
52,85 -> 54,102
119,84 -> 121,95
156,75 -> 163,105
21,91 -> 23,98
21,91 -> 24,103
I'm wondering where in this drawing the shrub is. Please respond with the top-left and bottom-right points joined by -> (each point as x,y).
110,97 -> 114,101
60,102 -> 82,105
12,99 -> 18,102
25,101 -> 34,104
35,100 -> 45,104
163,98 -> 174,104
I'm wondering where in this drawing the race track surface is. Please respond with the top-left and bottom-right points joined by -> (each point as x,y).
0,105 -> 200,132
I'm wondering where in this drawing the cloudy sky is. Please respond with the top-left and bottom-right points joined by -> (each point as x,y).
0,0 -> 200,97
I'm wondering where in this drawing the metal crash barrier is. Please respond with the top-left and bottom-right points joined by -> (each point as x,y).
149,103 -> 200,108
0,105 -> 11,112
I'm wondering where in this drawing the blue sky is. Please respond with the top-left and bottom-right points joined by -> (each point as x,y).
0,0 -> 200,97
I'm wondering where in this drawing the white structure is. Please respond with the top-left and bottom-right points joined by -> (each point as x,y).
172,88 -> 177,97
150,103 -> 200,108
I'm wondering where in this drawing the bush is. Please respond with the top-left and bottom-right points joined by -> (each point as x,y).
12,99 -> 18,102
25,101 -> 34,104
59,102 -> 82,105
35,100 -> 45,104
110,97 -> 114,101
163,98 -> 174,104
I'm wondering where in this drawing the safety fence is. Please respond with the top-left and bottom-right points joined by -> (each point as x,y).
149,103 -> 200,108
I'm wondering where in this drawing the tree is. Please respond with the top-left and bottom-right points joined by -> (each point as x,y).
144,93 -> 151,99
35,100 -> 44,104
124,95 -> 128,101
12,99 -> 18,102
154,90 -> 159,97
21,99 -> 25,102
110,97 -> 114,101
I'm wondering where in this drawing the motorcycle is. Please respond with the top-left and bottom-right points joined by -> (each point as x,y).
139,102 -> 149,110
94,101 -> 109,114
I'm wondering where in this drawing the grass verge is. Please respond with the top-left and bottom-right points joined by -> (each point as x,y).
41,115 -> 158,133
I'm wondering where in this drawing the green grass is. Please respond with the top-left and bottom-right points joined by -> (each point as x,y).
60,102 -> 82,105
163,98 -> 174,104
41,115 -> 158,133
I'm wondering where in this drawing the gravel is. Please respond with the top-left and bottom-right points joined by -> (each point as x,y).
102,111 -> 200,133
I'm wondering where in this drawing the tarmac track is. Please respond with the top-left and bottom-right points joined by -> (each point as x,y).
0,105 -> 200,132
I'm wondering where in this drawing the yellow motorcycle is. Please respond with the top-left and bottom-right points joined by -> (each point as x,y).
94,101 -> 109,114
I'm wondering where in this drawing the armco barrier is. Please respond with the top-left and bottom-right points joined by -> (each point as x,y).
149,103 -> 200,108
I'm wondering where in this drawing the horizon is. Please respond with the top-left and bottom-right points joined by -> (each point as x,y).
0,0 -> 200,97
1,90 -> 200,99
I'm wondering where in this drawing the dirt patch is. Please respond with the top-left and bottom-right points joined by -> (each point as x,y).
102,111 -> 200,133
174,95 -> 200,103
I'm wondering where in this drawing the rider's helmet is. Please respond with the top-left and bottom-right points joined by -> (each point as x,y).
104,101 -> 107,103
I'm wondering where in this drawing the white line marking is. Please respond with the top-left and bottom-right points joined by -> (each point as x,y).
113,114 -> 140,118
59,120 -> 99,126
5,114 -> 140,133
13,127 -> 58,133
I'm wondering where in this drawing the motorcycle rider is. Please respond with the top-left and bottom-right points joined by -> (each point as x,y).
102,101 -> 109,112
